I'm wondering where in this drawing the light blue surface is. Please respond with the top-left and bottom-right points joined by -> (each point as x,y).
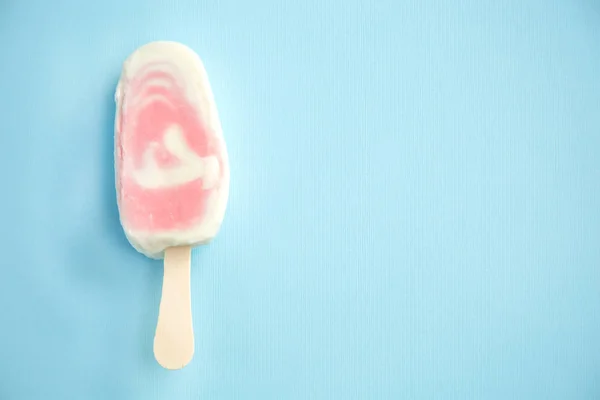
1,0 -> 599,398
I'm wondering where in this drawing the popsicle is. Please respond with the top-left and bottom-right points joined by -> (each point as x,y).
114,41 -> 229,370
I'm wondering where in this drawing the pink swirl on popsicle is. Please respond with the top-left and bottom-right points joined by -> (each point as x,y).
118,62 -> 224,232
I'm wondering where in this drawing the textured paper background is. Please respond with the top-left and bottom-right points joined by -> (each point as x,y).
1,0 -> 599,398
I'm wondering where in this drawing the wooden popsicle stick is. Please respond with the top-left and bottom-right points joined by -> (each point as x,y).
153,245 -> 194,370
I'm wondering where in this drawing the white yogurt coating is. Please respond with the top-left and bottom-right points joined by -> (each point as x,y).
115,41 -> 230,259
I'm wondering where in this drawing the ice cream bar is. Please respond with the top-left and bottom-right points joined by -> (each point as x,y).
115,41 -> 229,370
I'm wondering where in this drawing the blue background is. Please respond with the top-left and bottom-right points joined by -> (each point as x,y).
1,0 -> 599,398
